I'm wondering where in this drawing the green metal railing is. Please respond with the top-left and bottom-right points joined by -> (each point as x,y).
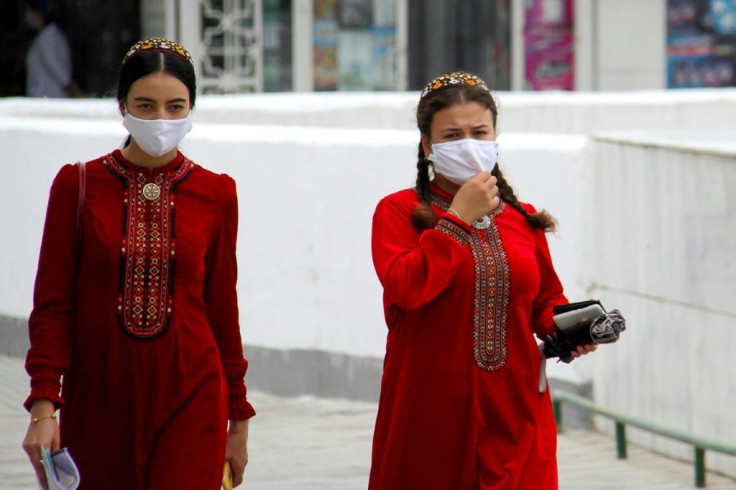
552,390 -> 736,488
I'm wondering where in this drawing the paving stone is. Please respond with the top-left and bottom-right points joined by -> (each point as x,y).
1,355 -> 734,489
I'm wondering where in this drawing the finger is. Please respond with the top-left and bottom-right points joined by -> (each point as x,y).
475,171 -> 492,182
33,462 -> 48,490
232,464 -> 244,487
227,457 -> 245,487
482,180 -> 498,195
30,442 -> 53,490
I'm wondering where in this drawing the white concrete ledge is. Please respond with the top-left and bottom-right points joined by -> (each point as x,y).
4,88 -> 736,133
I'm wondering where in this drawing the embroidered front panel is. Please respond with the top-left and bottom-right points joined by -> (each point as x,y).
104,155 -> 194,338
436,218 -> 470,245
468,224 -> 510,371
430,190 -> 511,371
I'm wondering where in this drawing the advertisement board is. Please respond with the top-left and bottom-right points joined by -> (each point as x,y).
524,0 -> 575,90
667,0 -> 736,88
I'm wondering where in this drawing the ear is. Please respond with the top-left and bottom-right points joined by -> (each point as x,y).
118,101 -> 126,117
421,133 -> 432,159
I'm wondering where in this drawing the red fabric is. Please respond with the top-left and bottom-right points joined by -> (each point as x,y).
25,150 -> 254,489
369,185 -> 566,490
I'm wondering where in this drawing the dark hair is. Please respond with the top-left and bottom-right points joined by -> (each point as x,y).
117,50 -> 196,107
26,0 -> 47,14
26,0 -> 56,24
412,77 -> 557,233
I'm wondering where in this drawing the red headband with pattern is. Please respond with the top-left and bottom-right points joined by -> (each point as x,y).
420,71 -> 490,98
123,37 -> 193,66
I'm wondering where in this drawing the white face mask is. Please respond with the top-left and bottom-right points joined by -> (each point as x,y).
122,112 -> 192,158
427,138 -> 498,186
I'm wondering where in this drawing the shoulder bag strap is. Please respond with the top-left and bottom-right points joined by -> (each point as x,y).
76,161 -> 86,246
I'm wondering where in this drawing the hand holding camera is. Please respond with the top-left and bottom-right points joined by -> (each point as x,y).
542,302 -> 627,363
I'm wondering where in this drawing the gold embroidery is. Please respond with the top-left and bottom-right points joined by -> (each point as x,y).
436,218 -> 471,245
104,154 -> 193,338
430,190 -> 510,371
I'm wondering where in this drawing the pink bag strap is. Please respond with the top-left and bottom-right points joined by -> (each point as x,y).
76,161 -> 86,245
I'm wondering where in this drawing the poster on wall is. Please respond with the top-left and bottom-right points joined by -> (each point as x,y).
314,19 -> 339,90
314,0 -> 338,18
372,26 -> 396,90
313,0 -> 399,91
667,0 -> 736,88
524,0 -> 575,90
338,30 -> 373,90
524,32 -> 574,90
373,0 -> 395,26
525,0 -> 573,26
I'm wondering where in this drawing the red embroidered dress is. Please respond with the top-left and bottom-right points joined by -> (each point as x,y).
25,150 -> 255,490
369,184 -> 566,490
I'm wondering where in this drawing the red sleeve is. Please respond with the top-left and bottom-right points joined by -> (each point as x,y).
204,175 -> 255,420
371,193 -> 473,310
525,203 -> 568,338
24,164 -> 79,411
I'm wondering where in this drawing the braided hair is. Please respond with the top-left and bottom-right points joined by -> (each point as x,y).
412,74 -> 556,233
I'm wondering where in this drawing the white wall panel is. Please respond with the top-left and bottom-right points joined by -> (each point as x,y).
588,132 -> 736,476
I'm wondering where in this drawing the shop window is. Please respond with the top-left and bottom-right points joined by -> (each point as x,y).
264,0 -> 293,91
314,0 -> 398,91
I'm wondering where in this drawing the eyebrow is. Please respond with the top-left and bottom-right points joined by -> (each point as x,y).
132,96 -> 188,104
439,124 -> 491,133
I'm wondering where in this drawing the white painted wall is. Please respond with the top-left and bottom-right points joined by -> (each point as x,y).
586,132 -> 736,476
590,0 -> 667,90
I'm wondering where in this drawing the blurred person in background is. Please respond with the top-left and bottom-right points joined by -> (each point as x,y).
25,0 -> 84,98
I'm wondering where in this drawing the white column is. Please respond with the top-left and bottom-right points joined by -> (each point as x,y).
165,0 -> 178,40
591,0 -> 667,90
292,0 -> 314,92
510,0 -> 525,91
395,0 -> 408,91
252,0 -> 265,92
178,0 -> 202,86
574,0 -> 596,91
140,0 -> 167,39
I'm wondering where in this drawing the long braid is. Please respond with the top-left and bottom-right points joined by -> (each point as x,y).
412,142 -> 438,231
493,166 -> 557,232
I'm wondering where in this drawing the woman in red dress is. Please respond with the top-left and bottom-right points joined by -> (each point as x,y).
369,72 -> 595,489
22,38 -> 255,489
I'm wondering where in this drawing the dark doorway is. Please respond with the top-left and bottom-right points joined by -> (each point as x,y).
407,0 -> 511,91
0,1 -> 32,96
65,0 -> 141,97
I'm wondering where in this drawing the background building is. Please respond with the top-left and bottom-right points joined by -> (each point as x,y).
3,0 -> 734,97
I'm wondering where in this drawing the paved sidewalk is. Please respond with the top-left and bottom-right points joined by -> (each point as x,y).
1,355 -> 734,489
